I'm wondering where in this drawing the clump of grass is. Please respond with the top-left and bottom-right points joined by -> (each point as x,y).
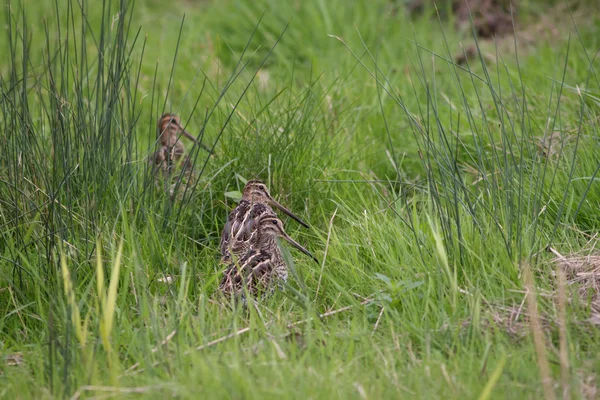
330,0 -> 599,395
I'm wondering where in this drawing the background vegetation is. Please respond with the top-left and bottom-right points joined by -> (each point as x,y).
1,0 -> 599,398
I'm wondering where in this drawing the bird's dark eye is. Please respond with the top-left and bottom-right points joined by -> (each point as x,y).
259,185 -> 265,191
271,220 -> 278,225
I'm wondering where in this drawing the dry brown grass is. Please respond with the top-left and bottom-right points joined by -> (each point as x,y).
480,303 -> 550,339
458,244 -> 600,340
549,246 -> 600,325
522,262 -> 556,400
453,298 -> 553,341
579,371 -> 599,400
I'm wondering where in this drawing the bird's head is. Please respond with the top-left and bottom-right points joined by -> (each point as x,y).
242,180 -> 310,229
257,214 -> 318,264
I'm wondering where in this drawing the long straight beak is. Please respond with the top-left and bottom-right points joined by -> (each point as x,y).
178,123 -> 214,155
280,232 -> 319,264
269,197 -> 310,229
180,127 -> 197,142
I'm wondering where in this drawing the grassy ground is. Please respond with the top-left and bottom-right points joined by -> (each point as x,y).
1,0 -> 600,398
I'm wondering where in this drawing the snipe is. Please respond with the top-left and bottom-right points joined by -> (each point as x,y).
220,180 -> 309,264
150,113 -> 213,196
219,213 -> 317,302
150,113 -> 212,173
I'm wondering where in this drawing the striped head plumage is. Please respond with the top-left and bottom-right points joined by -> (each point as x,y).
157,113 -> 196,150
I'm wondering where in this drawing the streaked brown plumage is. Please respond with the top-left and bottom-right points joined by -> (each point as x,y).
152,113 -> 211,170
223,202 -> 277,264
151,114 -> 193,171
220,180 -> 309,264
149,113 -> 212,196
219,213 -> 317,302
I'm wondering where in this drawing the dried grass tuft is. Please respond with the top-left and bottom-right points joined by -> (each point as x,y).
457,302 -> 552,340
459,244 -> 600,339
550,247 -> 600,324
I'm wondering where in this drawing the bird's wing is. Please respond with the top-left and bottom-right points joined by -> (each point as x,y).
220,200 -> 250,258
223,249 -> 273,295
231,202 -> 275,244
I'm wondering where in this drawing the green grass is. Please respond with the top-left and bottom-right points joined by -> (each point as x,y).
1,0 -> 600,398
